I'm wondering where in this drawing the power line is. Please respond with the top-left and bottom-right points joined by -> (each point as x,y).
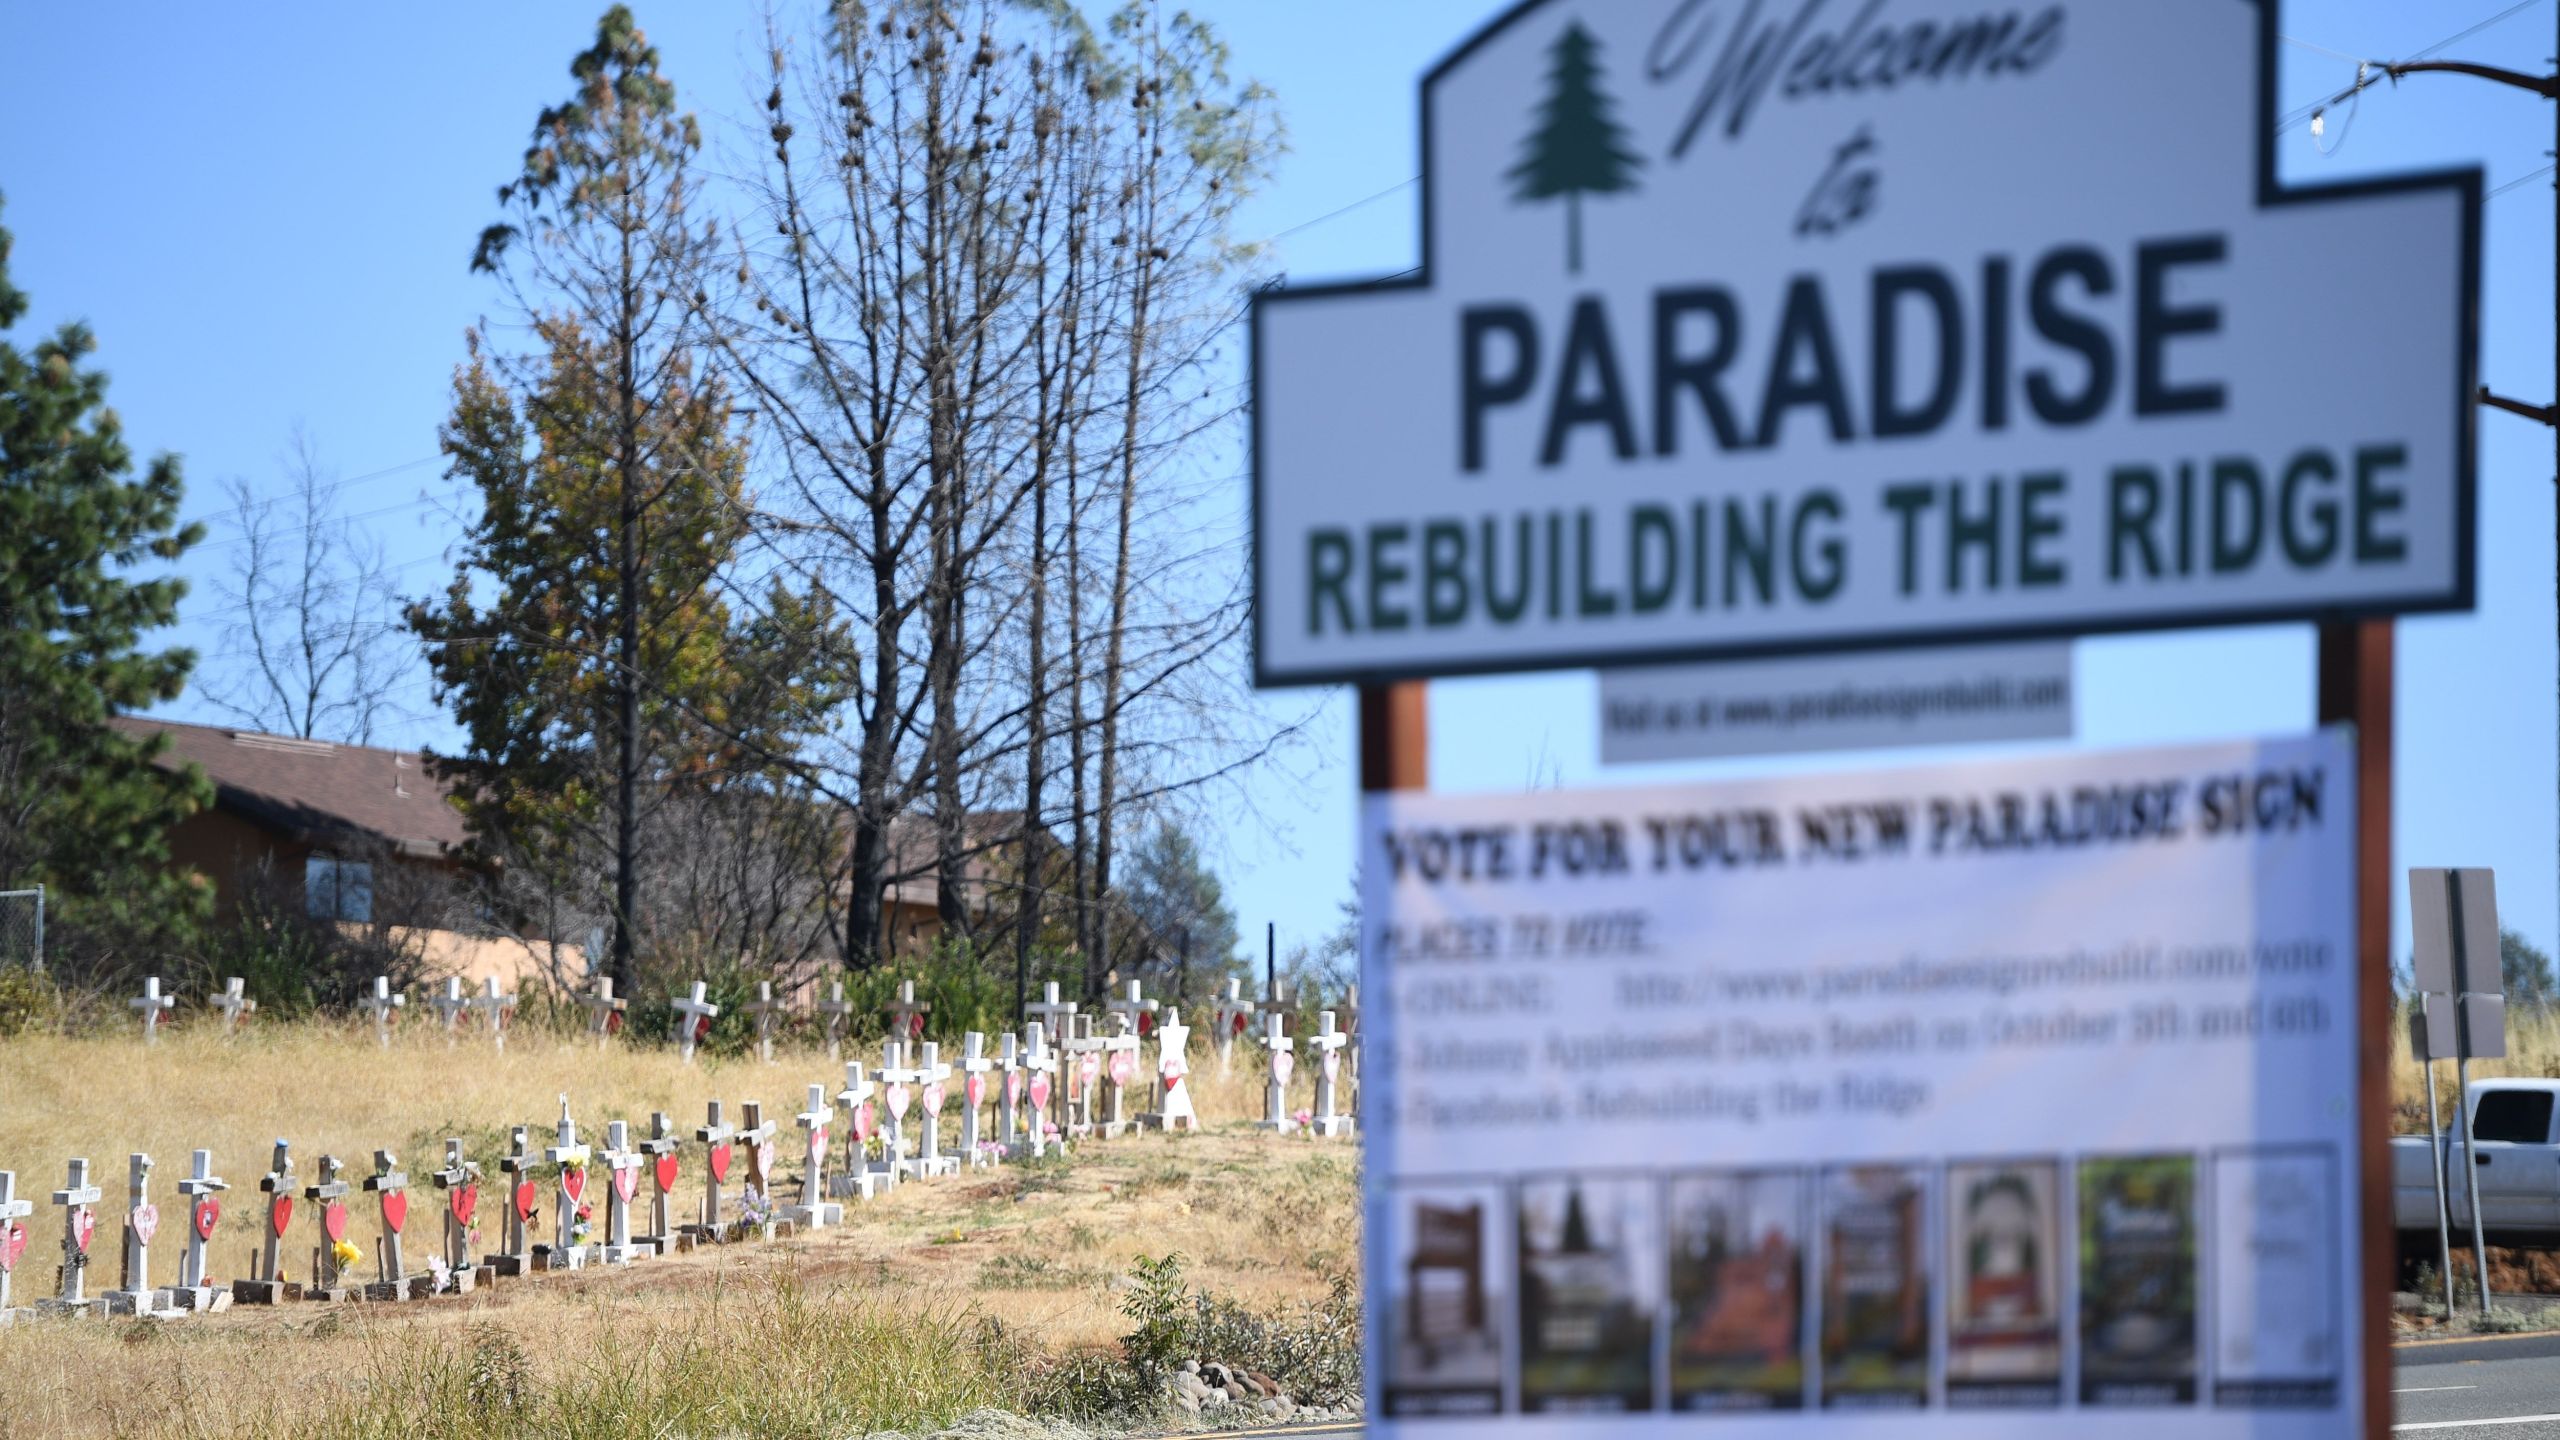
2276,0 -> 2550,136
2491,162 -> 2559,197
178,453 -> 443,533
1263,176 -> 1417,244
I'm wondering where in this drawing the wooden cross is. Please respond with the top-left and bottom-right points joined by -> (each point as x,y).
301,1154 -> 350,1292
639,1113 -> 680,1249
130,976 -> 175,1044
112,1152 -> 156,1311
543,1095 -> 590,1257
1307,1009 -> 1352,1137
211,977 -> 256,1037
790,1085 -> 836,1225
598,1121 -> 642,1261
175,1149 -> 225,1295
957,1032 -> 995,1166
427,977 -> 470,1040
1256,1009 -> 1297,1134
735,1101 -> 777,1207
489,1127 -> 533,1268
913,1041 -> 953,1178
1063,1015 -> 1105,1139
472,977 -> 517,1052
746,982 -> 783,1064
1152,1019 -> 1197,1132
0,1170 -> 32,1311
252,1140 -> 293,1285
362,976 -> 404,1048
1020,1023 -> 1058,1158
363,1149 -> 409,1286
429,1139 -> 479,1279
694,1101 -> 734,1230
817,980 -> 854,1061
1212,978 -> 1250,1074
51,1157 -> 102,1307
872,1041 -> 920,1184
887,978 -> 930,1042
578,975 -> 625,1046
672,982 -> 720,1064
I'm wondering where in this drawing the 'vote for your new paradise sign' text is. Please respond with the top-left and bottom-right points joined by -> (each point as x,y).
1251,0 -> 2476,685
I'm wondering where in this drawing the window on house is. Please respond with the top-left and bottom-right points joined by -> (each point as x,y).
306,856 -> 374,923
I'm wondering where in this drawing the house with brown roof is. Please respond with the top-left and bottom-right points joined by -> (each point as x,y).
111,716 -> 573,988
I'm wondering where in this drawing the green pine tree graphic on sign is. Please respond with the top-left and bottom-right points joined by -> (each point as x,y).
1509,21 -> 1643,275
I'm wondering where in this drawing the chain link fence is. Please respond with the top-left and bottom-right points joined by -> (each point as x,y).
0,887 -> 42,970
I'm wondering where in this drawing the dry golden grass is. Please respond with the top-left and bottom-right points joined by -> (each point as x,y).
2391,1002 -> 2560,1131
0,1021 -> 1360,1440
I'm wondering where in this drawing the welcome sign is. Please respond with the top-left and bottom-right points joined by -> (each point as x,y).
1251,0 -> 2478,685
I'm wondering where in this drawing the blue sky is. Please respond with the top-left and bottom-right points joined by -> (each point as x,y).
3,1 -> 2554,964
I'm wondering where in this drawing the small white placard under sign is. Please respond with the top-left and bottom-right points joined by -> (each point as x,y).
1599,643 -> 2071,763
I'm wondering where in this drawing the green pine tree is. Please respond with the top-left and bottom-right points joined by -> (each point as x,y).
0,193 -> 213,965
1509,22 -> 1644,276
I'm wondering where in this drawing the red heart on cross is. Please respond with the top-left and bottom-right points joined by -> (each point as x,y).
382,1191 -> 408,1234
966,1074 -> 985,1109
269,1195 -> 294,1237
513,1180 -> 538,1221
907,1013 -> 925,1039
709,1143 -> 734,1183
0,1221 -> 26,1272
322,1200 -> 349,1243
654,1155 -> 679,1192
887,1084 -> 912,1118
451,1183 -> 478,1227
1231,1014 -> 1247,1037
72,1205 -> 96,1255
1166,1072 -> 1186,1091
1029,1074 -> 1052,1110
561,1167 -> 586,1204
854,1100 -> 875,1142
194,1197 -> 221,1241
129,1203 -> 160,1247
611,1164 -> 637,1203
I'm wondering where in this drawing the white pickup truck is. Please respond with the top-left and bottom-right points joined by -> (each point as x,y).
2395,1079 -> 2560,1248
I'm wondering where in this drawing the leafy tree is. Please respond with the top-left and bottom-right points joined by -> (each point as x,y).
1509,21 -> 1643,275
0,193 -> 211,963
2503,928 -> 2557,1011
1117,819 -> 1241,1000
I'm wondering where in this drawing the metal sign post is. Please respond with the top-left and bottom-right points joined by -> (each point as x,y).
2411,865 -> 2506,1317
2410,992 -> 2460,1318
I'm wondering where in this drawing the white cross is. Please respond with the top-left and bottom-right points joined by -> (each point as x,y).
544,1095 -> 590,1255
472,977 -> 517,1052
252,1140 -> 294,1285
1025,981 -> 1076,1042
671,982 -> 720,1064
693,1101 -> 734,1230
598,1121 -> 642,1259
1257,1009 -> 1297,1134
995,1032 -> 1022,1149
914,1041 -> 953,1177
1308,1009 -> 1352,1137
640,1113 -> 680,1247
112,1152 -> 154,1309
492,1127 -> 534,1264
1020,1023 -> 1058,1158
130,977 -> 175,1043
835,1061 -> 876,1188
174,1149 -> 226,1294
888,978 -> 931,1042
1212,978 -> 1251,1074
746,982 -> 783,1064
362,976 -> 405,1048
428,977 -> 471,1038
363,1149 -> 409,1285
817,980 -> 854,1060
792,1085 -> 834,1224
957,1032 -> 995,1164
1062,1015 -> 1106,1137
52,1158 -> 103,1306
873,1041 -> 921,1182
0,1170 -> 34,1310
579,975 -> 624,1045
301,1154 -> 351,1291
1105,979 -> 1158,1038
212,977 -> 256,1036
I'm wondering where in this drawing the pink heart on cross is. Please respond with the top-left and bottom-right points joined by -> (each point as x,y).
611,1165 -> 637,1203
269,1196 -> 294,1237
966,1074 -> 985,1109
1029,1074 -> 1052,1110
922,1083 -> 945,1117
382,1191 -> 408,1235
654,1155 -> 679,1193
810,1127 -> 829,1156
1274,1052 -> 1295,1086
1079,1053 -> 1100,1085
708,1144 -> 734,1183
322,1200 -> 349,1243
1004,1072 -> 1022,1107
513,1181 -> 539,1221
561,1167 -> 586,1204
854,1100 -> 876,1142
451,1183 -> 479,1227
1324,1052 -> 1341,1084
886,1084 -> 911,1119
129,1203 -> 160,1247
194,1198 -> 221,1241
72,1205 -> 96,1255
0,1221 -> 24,1272
1109,1051 -> 1137,1088
754,1143 -> 776,1180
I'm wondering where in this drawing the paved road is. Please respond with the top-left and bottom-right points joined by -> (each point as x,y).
2397,1333 -> 2560,1434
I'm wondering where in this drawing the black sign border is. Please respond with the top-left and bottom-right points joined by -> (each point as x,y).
1248,0 -> 2483,690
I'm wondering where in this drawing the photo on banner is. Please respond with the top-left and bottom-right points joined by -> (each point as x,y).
1666,1169 -> 1807,1412
2078,1154 -> 2202,1406
1818,1164 -> 1931,1410
1516,1174 -> 1659,1413
1381,1179 -> 1511,1418
2212,1147 -> 2343,1408
1944,1158 -> 2065,1407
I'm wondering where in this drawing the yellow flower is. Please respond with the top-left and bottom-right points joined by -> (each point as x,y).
331,1239 -> 362,1268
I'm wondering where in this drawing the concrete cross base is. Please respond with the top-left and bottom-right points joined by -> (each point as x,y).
597,1243 -> 651,1266
778,1203 -> 843,1230
229,1278 -> 300,1305
165,1285 -> 233,1313
0,1306 -> 23,1326
101,1288 -> 182,1319
963,1146 -> 999,1170
481,1253 -> 530,1278
898,1155 -> 959,1181
1254,1119 -> 1299,1135
831,1170 -> 894,1201
1096,1121 -> 1133,1140
31,1297 -> 100,1319
433,1267 -> 481,1296
1139,1114 -> 1198,1133
298,1285 -> 354,1303
1306,1116 -> 1356,1139
531,1245 -> 586,1272
362,1276 -> 424,1302
674,1223 -> 723,1248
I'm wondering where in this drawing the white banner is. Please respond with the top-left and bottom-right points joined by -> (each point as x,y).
1359,731 -> 2360,1435
1253,0 -> 2476,686
1600,643 -> 2071,762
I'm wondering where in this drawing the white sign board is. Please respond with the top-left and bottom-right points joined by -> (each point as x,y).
1253,0 -> 2477,686
1600,642 -> 2070,762
1360,731 -> 2359,1434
